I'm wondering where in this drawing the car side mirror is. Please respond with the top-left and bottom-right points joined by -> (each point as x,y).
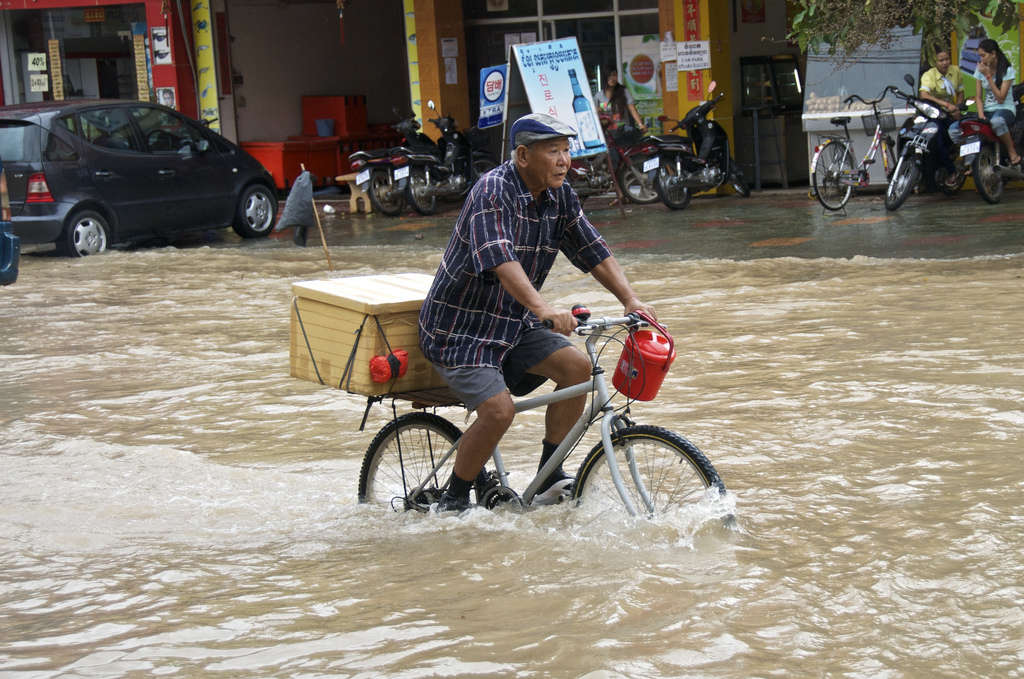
196,139 -> 210,153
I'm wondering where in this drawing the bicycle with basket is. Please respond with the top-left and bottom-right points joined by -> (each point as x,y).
811,87 -> 902,211
288,272 -> 728,518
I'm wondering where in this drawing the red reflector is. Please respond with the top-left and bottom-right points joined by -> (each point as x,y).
390,155 -> 408,167
26,172 -> 54,203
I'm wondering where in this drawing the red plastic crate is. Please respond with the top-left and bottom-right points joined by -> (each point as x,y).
302,95 -> 368,137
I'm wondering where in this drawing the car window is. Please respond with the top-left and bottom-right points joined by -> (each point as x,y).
43,130 -> 78,162
78,108 -> 141,152
131,107 -> 206,153
0,121 -> 39,162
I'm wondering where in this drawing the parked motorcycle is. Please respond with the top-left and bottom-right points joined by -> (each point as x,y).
567,114 -> 659,204
647,80 -> 749,210
348,111 -> 434,216
604,116 -> 660,204
886,74 -> 967,211
956,81 -> 1024,204
403,100 -> 499,215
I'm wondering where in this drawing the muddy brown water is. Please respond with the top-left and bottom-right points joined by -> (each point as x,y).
2,232 -> 1022,677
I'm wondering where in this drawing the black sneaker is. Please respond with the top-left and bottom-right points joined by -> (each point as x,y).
532,470 -> 574,506
474,467 -> 497,504
434,491 -> 472,515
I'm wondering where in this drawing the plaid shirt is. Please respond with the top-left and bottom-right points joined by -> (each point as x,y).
419,160 -> 611,369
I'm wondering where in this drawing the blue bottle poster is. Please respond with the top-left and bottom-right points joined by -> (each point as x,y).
512,37 -> 606,157
479,64 -> 507,129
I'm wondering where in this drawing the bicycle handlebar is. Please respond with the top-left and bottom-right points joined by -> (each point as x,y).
844,85 -> 900,108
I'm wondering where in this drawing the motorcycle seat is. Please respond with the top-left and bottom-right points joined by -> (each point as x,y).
830,116 -> 852,127
349,148 -> 391,161
648,134 -> 690,145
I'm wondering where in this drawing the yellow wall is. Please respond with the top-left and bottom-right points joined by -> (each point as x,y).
672,0 -> 733,140
412,0 -> 471,143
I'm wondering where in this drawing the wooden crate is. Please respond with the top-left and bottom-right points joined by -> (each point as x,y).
289,273 -> 447,396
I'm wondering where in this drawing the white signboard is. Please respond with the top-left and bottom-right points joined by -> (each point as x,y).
676,41 -> 711,71
27,52 -> 47,71
512,37 -> 606,158
29,74 -> 49,92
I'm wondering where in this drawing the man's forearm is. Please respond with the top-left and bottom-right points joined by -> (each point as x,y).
590,256 -> 641,308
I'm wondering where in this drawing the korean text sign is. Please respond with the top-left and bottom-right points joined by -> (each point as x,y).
479,65 -> 507,129
512,38 -> 606,157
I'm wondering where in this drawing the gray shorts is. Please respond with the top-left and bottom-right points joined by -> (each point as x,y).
435,327 -> 573,411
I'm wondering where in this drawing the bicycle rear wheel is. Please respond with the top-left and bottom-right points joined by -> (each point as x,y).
358,412 -> 461,511
571,425 -> 724,516
812,140 -> 854,210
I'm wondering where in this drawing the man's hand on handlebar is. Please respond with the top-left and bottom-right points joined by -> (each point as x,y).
624,298 -> 657,322
538,307 -> 578,335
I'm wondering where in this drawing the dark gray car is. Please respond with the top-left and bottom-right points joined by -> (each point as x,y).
0,100 -> 278,256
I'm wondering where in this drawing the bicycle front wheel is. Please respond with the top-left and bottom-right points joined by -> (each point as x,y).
812,140 -> 854,210
571,425 -> 724,516
358,412 -> 461,511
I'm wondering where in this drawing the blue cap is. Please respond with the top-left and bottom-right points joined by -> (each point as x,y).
510,113 -> 577,148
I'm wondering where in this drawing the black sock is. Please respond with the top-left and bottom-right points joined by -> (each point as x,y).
539,440 -> 560,472
447,471 -> 474,500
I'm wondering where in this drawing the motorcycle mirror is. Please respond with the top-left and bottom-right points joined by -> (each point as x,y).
904,73 -> 915,88
707,80 -> 717,94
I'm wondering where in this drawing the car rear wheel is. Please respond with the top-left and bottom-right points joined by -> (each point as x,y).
232,184 -> 278,238
58,210 -> 109,257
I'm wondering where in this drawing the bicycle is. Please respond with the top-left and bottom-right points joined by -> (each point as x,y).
811,88 -> 900,211
357,306 -> 727,518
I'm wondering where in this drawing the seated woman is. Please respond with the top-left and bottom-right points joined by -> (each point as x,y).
949,38 -> 1021,167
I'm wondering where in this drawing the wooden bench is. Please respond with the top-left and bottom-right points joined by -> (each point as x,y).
336,173 -> 371,214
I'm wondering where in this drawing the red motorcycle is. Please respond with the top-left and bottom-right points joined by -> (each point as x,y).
567,115 -> 659,204
956,81 -> 1024,203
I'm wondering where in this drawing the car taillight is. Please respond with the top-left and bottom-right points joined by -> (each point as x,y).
26,172 -> 54,203
390,155 -> 408,167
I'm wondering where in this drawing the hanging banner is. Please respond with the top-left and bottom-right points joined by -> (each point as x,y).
47,40 -> 64,100
479,64 -> 508,129
511,37 -> 606,158
621,34 -> 663,126
192,1 -> 219,130
681,0 -> 703,99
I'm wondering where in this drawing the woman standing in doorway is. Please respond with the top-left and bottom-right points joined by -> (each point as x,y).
594,68 -> 646,131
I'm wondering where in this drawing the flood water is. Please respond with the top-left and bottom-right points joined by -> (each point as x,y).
2,204 -> 1023,677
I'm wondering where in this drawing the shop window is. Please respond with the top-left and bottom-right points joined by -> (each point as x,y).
619,14 -> 659,36
543,0 -> 613,13
78,108 -> 141,152
464,0 -> 538,20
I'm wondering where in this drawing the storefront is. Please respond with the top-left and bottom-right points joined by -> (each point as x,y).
464,1 -> 661,117
0,0 -> 216,134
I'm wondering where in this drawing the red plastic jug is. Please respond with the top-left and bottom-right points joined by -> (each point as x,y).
612,318 -> 675,401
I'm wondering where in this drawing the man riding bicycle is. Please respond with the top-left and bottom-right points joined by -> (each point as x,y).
418,113 -> 656,513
